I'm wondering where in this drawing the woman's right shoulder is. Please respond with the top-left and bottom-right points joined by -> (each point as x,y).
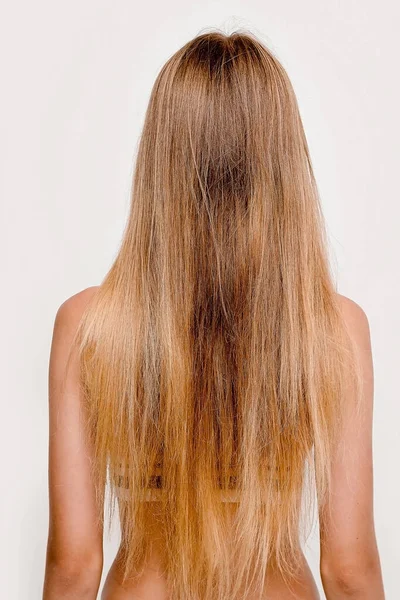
335,293 -> 373,402
335,292 -> 371,343
320,294 -> 383,594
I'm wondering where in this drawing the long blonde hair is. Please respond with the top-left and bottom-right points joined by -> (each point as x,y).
72,30 -> 361,600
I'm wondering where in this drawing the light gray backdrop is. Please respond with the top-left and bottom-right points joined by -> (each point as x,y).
1,1 -> 398,598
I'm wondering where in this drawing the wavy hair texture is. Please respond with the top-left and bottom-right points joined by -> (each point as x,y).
71,30 -> 362,600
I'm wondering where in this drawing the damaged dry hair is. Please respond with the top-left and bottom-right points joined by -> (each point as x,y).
70,30 -> 362,600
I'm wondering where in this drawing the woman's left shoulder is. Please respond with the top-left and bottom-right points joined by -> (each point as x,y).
52,286 -> 100,342
56,285 -> 99,320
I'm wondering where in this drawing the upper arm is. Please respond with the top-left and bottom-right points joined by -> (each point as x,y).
319,294 -> 380,572
46,286 -> 103,567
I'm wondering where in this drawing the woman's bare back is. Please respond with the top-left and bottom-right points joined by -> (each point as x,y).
101,502 -> 320,600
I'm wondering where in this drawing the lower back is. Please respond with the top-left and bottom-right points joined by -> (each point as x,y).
101,502 -> 321,600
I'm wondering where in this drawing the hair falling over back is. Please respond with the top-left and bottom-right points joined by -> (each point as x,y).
73,30 -> 362,600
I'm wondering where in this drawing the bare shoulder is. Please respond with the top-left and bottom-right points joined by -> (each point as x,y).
335,292 -> 371,348
335,293 -> 374,399
53,286 -> 100,342
57,285 -> 100,318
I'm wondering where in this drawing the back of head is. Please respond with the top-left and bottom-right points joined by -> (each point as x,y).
74,29 -> 361,600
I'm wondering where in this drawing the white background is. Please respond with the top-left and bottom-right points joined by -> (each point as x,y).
1,1 -> 399,598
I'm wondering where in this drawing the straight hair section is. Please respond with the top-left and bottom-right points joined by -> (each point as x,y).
72,30 -> 362,600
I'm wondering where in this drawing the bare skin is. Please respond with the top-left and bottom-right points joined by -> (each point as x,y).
102,545 -> 320,599
101,502 -> 321,600
43,287 -> 384,600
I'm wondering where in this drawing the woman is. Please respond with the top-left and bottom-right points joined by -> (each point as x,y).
42,31 -> 385,599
